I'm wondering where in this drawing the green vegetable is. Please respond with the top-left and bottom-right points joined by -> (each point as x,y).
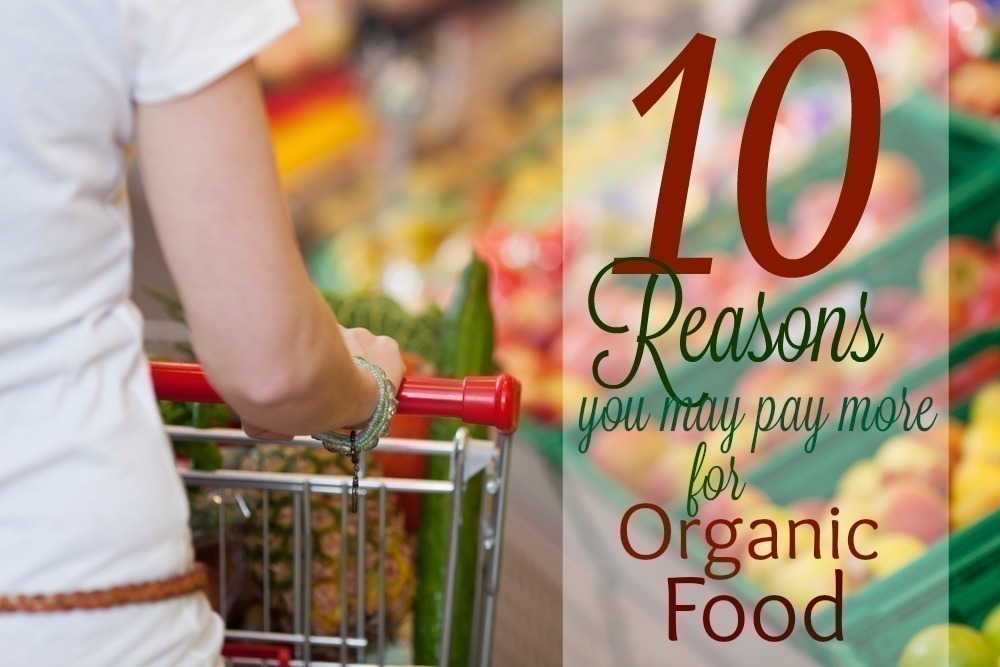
414,255 -> 495,666
321,291 -> 443,364
158,400 -> 228,471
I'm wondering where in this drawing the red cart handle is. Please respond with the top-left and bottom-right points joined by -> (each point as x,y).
150,361 -> 521,435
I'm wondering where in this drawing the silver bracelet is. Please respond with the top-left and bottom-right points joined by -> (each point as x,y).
311,357 -> 398,513
311,357 -> 398,455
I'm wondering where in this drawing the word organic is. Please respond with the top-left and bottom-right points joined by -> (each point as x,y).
620,503 -> 878,642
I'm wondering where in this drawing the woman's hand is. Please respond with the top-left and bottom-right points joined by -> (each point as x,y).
339,326 -> 405,429
241,326 -> 404,438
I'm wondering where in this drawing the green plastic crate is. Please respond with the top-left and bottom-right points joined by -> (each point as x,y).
814,510 -> 1000,667
950,106 -> 1000,180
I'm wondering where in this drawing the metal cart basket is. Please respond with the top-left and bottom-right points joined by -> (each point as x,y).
151,362 -> 521,667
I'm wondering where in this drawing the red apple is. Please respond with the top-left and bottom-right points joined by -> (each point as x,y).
867,152 -> 922,223
966,260 -> 1000,329
867,287 -> 917,327
920,236 -> 992,331
954,59 -> 1000,116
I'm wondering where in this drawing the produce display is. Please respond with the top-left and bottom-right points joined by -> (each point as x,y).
582,231 -> 1000,500
550,14 -> 1000,562
247,1 -> 1000,437
556,50 -> 1000,657
727,380 -> 1000,609
592,372 -> 1000,611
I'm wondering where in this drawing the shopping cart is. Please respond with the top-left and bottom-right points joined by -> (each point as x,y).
150,361 -> 521,667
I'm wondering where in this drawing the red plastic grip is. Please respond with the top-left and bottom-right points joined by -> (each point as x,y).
149,361 -> 521,435
222,644 -> 290,667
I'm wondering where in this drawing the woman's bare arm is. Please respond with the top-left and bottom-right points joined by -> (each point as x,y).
135,61 -> 402,435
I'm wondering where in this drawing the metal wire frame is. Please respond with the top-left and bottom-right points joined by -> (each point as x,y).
170,425 -> 512,667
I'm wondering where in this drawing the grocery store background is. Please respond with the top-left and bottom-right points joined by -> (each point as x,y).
129,0 -> 1000,665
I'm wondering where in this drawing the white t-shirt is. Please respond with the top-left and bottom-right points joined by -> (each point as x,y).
0,1 -> 297,664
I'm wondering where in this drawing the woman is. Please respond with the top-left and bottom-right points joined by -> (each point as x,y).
0,0 -> 404,664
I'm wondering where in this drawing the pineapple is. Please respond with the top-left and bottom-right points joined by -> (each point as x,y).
239,444 -> 416,641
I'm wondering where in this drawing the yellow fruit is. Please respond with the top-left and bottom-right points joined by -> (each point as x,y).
779,557 -> 843,609
952,458 -> 1000,529
962,422 -> 1000,462
866,533 -> 925,579
952,487 -> 1000,530
971,383 -> 1000,426
899,624 -> 998,667
953,459 -> 1000,494
953,459 -> 1000,500
983,603 -> 1000,653
743,554 -> 787,590
837,460 -> 883,501
876,436 -> 943,474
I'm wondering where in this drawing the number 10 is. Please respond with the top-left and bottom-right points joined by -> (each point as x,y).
614,31 -> 880,279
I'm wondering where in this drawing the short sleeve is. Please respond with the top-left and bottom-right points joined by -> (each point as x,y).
127,0 -> 298,104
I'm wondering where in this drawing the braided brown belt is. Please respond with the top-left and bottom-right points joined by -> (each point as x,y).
0,563 -> 209,613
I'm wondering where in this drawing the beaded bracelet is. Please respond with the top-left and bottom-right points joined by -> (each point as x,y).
312,357 -> 397,512
312,356 -> 398,455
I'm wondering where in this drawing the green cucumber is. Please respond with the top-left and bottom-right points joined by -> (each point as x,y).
414,255 -> 495,666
